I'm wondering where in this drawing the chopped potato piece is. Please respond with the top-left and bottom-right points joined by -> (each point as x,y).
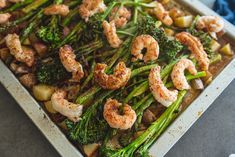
164,28 -> 175,36
0,48 -> 11,61
174,15 -> 193,28
58,120 -> 68,130
33,84 -> 55,101
155,21 -> 162,28
210,40 -> 221,52
22,38 -> 31,45
202,71 -> 213,85
44,101 -> 57,114
83,143 -> 99,157
219,43 -> 234,56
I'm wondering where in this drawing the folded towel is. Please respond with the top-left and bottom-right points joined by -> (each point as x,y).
213,0 -> 235,25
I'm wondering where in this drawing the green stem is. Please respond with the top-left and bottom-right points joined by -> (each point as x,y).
22,0 -> 49,13
1,0 -> 33,13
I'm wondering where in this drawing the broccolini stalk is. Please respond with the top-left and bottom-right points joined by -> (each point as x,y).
0,11 -> 35,33
100,91 -> 187,157
20,9 -> 44,42
1,0 -> 33,13
22,0 -> 49,13
69,90 -> 114,144
135,91 -> 187,157
76,38 -> 132,104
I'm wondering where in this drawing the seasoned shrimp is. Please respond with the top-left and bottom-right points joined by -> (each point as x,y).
5,34 -> 35,67
131,35 -> 159,63
196,16 -> 224,33
94,62 -> 131,90
175,32 -> 210,71
51,90 -> 83,122
0,13 -> 11,24
171,58 -> 197,90
149,2 -> 173,26
79,0 -> 106,21
0,0 -> 6,8
44,4 -> 70,16
103,98 -> 137,130
102,20 -> 122,48
109,6 -> 131,28
59,45 -> 84,82
149,65 -> 178,107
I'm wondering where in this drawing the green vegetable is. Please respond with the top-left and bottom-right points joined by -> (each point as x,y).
36,58 -> 70,85
100,91 -> 187,157
138,15 -> 184,62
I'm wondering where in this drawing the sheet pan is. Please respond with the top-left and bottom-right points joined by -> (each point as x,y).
0,0 -> 234,156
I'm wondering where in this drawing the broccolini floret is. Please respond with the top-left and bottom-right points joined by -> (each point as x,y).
36,58 -> 70,85
138,15 -> 183,62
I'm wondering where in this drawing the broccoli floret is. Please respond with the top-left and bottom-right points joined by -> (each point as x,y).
36,58 -> 70,85
37,16 -> 62,44
138,15 -> 183,62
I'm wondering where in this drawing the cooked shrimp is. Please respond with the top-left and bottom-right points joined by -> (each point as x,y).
102,20 -> 122,48
103,98 -> 137,130
175,32 -> 210,71
149,2 -> 173,26
44,4 -> 70,16
196,16 -> 224,33
171,58 -> 197,90
94,62 -> 131,90
51,90 -> 83,122
79,0 -> 106,21
59,45 -> 84,82
131,35 -> 159,63
149,65 -> 178,107
0,0 -> 6,8
0,13 -> 11,24
5,34 -> 35,67
109,6 -> 131,28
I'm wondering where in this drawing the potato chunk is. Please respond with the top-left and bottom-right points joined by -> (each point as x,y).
33,84 -> 55,101
174,15 -> 193,28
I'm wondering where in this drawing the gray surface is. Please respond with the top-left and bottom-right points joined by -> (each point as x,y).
1,1 -> 235,157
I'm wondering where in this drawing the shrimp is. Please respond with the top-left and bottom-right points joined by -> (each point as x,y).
131,35 -> 159,63
175,32 -> 210,71
196,16 -> 224,33
0,13 -> 11,24
149,2 -> 173,26
171,58 -> 197,90
94,62 -> 131,90
149,65 -> 178,107
79,0 -> 106,21
44,4 -> 70,16
103,98 -> 137,130
5,34 -> 35,67
0,0 -> 6,8
102,20 -> 122,48
59,45 -> 84,82
109,6 -> 131,28
51,90 -> 83,122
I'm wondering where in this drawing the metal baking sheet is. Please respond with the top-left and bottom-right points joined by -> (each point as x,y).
0,0 -> 234,157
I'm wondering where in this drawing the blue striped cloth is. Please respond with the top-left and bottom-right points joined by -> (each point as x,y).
213,0 -> 235,25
